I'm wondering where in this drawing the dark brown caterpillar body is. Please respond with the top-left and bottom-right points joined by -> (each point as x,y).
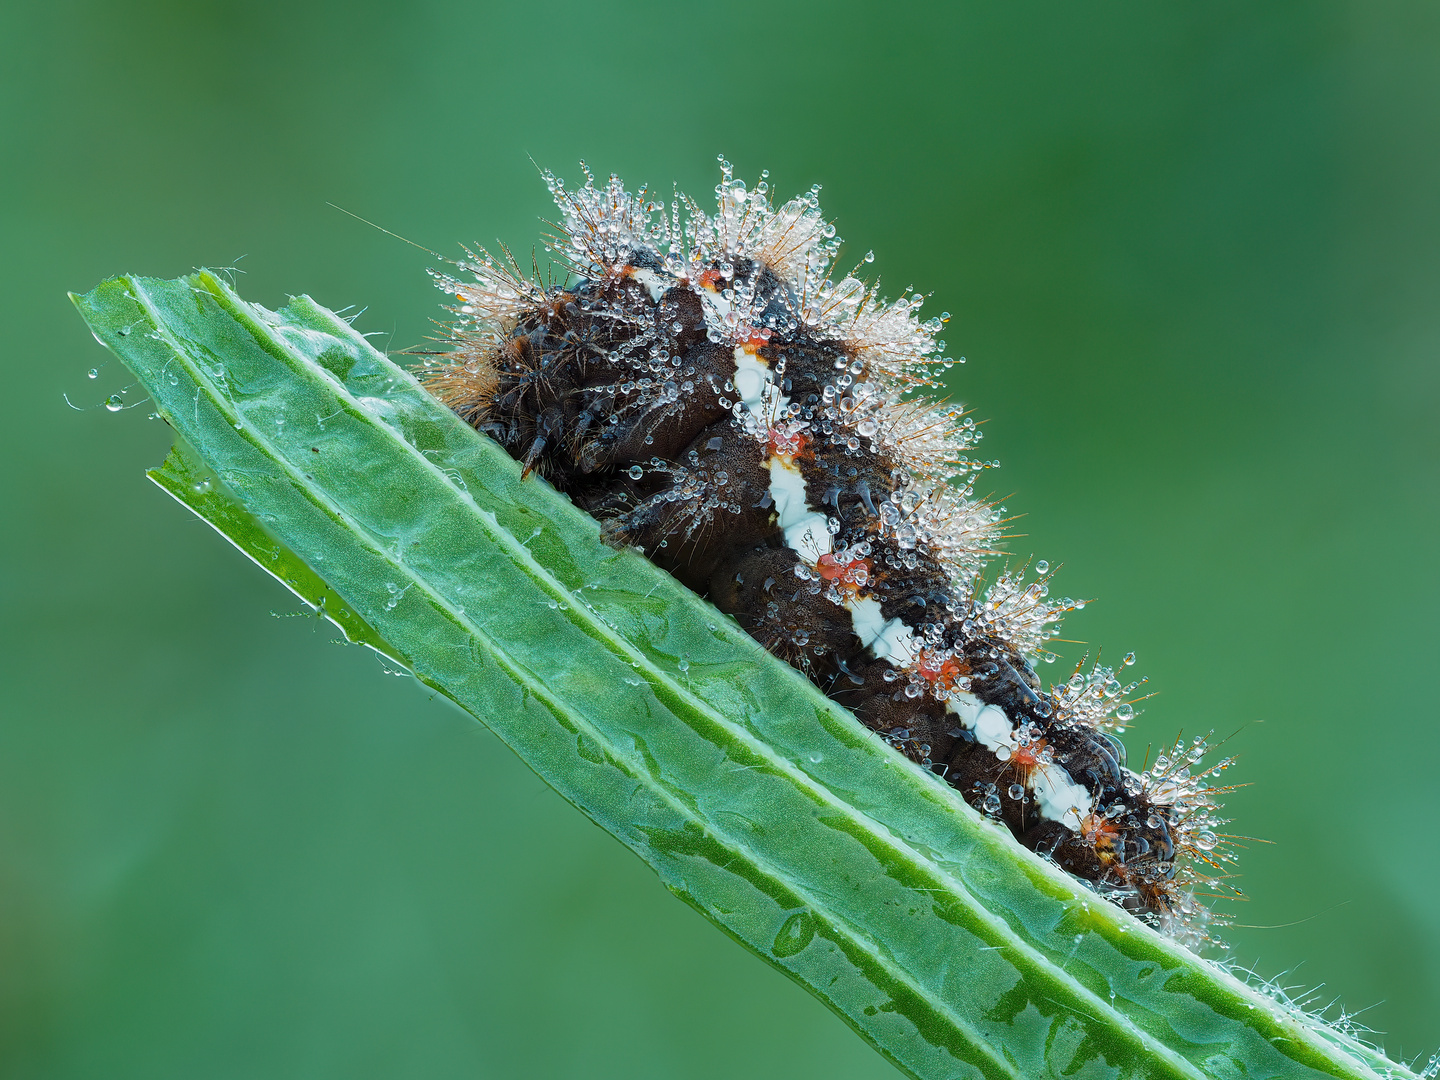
422,163 -> 1236,947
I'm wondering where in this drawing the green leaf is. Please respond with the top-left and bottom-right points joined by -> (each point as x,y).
72,272 -> 1414,1080
146,436 -> 408,667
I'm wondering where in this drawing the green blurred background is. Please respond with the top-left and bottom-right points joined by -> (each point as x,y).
3,1 -> 1437,1076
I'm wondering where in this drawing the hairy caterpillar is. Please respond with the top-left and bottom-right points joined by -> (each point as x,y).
420,160 -> 1238,949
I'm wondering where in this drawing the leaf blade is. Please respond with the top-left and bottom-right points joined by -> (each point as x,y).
146,437 -> 408,666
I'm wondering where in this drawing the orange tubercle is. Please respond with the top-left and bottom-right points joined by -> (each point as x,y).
816,552 -> 871,595
767,426 -> 809,459
740,327 -> 772,353
1080,812 -> 1122,855
1011,737 -> 1048,770
914,649 -> 962,689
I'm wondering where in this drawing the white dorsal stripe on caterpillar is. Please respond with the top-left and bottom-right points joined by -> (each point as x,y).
419,159 -> 1239,950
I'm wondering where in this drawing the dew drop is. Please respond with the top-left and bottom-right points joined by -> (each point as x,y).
104,394 -> 124,412
87,368 -> 99,379
771,911 -> 816,958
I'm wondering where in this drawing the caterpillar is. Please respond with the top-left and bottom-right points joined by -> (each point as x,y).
420,160 -> 1238,949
